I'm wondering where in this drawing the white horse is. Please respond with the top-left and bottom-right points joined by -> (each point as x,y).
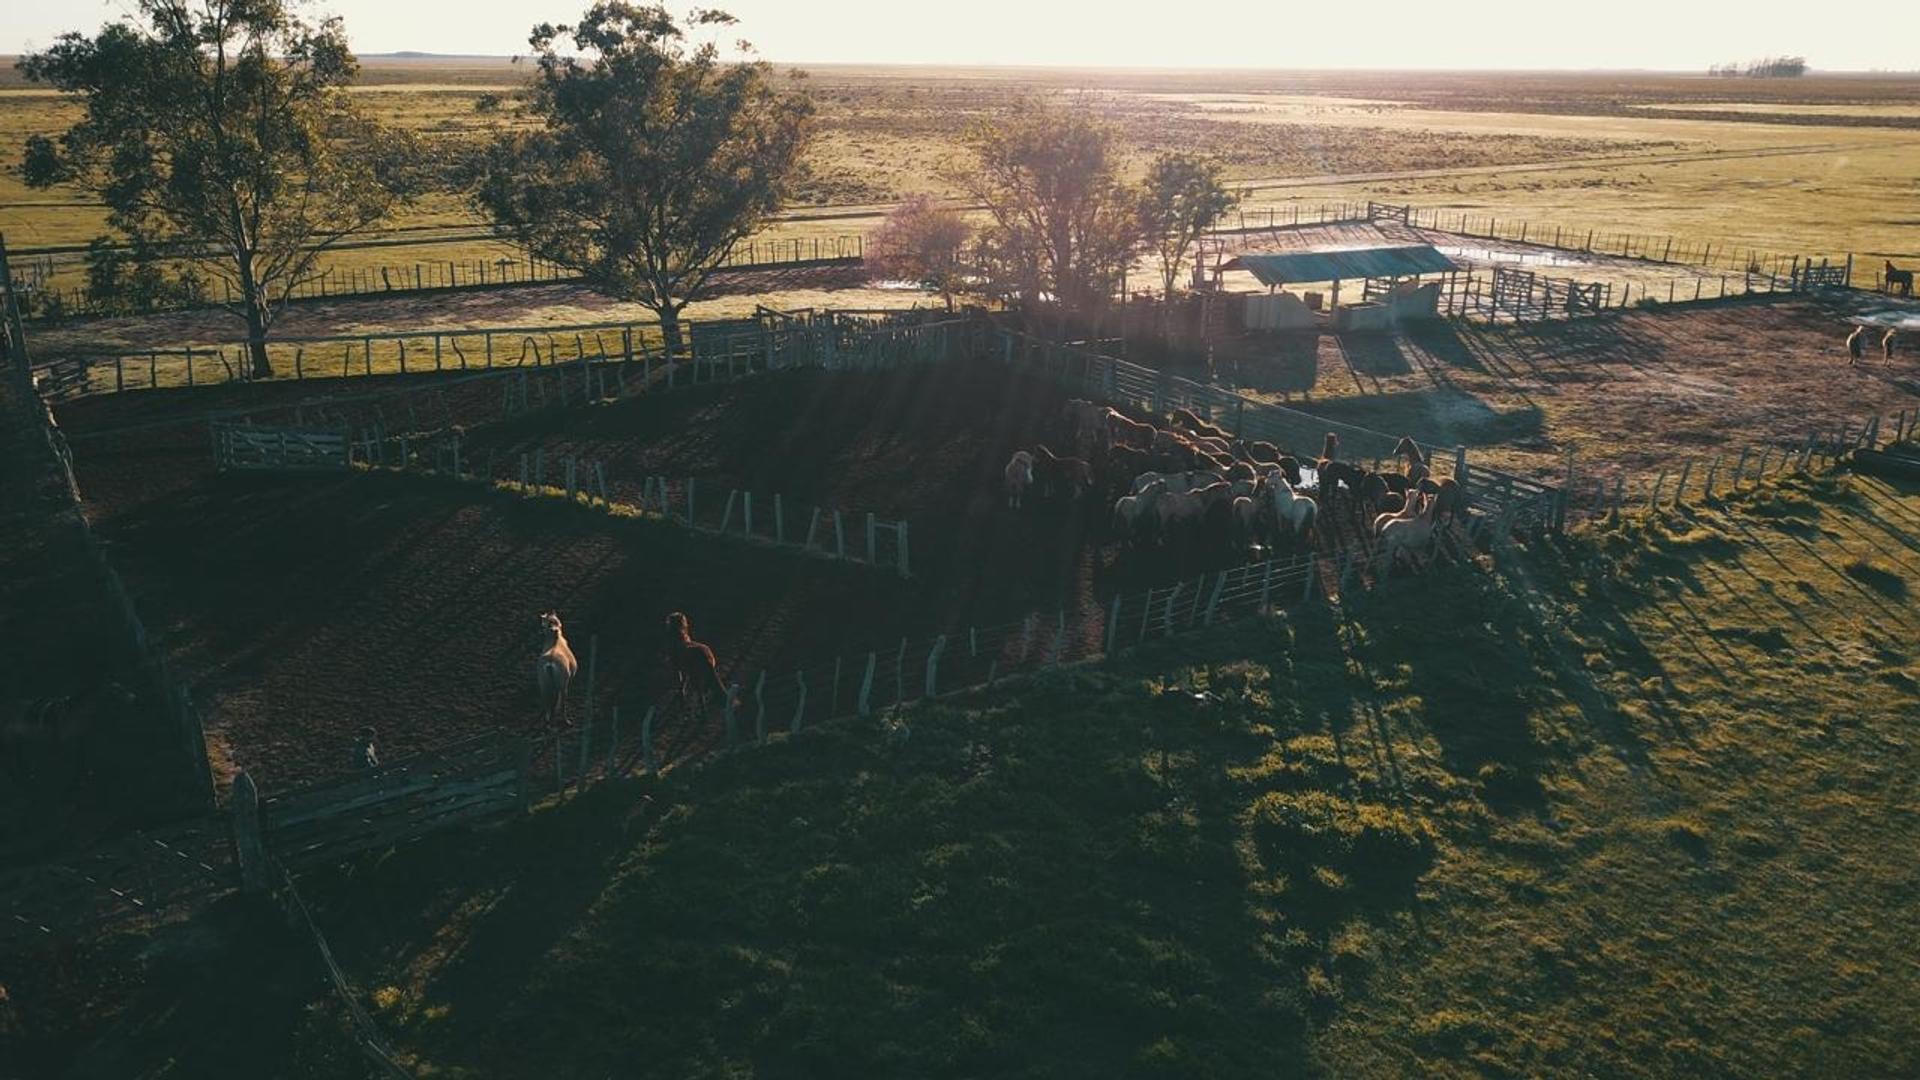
1267,473 -> 1317,540
534,611 -> 579,728
1379,493 -> 1439,571
1004,450 -> 1035,509
1130,469 -> 1220,496
1371,491 -> 1425,536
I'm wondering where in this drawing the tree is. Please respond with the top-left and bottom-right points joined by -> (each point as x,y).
1138,153 -> 1238,307
20,1 -> 414,377
477,3 -> 813,356
962,101 -> 1141,335
867,196 -> 973,311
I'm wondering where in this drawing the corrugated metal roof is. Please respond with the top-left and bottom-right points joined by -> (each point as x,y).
1221,245 -> 1458,285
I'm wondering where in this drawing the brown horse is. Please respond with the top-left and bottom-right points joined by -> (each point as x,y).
666,612 -> 729,711
1033,444 -> 1094,501
1886,260 -> 1914,297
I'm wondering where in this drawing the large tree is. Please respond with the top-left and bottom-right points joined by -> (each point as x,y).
477,3 -> 813,355
1138,153 -> 1238,306
867,196 -> 973,312
21,0 -> 413,377
962,101 -> 1141,335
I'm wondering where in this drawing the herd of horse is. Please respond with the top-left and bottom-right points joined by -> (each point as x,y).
1003,401 -> 1466,569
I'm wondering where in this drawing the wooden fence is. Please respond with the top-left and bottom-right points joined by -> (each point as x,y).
1564,407 -> 1920,525
10,234 -> 865,321
33,308 -> 980,401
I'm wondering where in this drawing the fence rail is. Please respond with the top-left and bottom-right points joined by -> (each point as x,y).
9,235 -> 865,321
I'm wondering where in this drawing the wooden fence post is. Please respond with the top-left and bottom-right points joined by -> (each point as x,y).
1106,595 -> 1122,654
1205,572 -> 1226,624
897,523 -> 911,578
834,511 -> 847,559
857,652 -> 877,716
754,671 -> 768,742
791,671 -> 807,733
231,771 -> 268,893
926,635 -> 947,697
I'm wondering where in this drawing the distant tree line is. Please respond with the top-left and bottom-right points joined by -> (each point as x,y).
1708,56 -> 1809,79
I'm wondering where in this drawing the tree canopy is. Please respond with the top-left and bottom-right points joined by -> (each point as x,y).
867,196 -> 973,311
962,101 -> 1141,333
20,0 -> 414,376
476,3 -> 814,354
1138,153 -> 1239,305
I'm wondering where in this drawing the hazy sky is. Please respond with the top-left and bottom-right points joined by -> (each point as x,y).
10,1 -> 1912,71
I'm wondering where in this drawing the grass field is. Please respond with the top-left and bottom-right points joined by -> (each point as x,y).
6,62 -> 1920,306
12,470 -> 1912,1077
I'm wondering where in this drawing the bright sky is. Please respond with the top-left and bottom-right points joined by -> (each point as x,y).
10,0 -> 1914,71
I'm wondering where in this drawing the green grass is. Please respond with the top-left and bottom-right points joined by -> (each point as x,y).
202,471 -> 1914,1079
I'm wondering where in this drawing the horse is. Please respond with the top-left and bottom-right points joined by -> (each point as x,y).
1105,409 -> 1156,451
665,611 -> 729,711
1885,329 -> 1900,365
1379,493 -> 1440,571
1847,325 -> 1868,367
1392,436 -> 1427,474
1318,459 -> 1369,520
1171,407 -> 1231,441
1063,399 -> 1106,455
1426,477 -> 1466,525
1371,489 -> 1426,536
1032,444 -> 1094,502
534,611 -> 579,728
1101,445 -> 1151,498
1232,439 -> 1284,468
1886,260 -> 1914,297
1004,450 -> 1035,508
1267,473 -> 1318,544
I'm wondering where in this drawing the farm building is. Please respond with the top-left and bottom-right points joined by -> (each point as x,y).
1218,242 -> 1458,331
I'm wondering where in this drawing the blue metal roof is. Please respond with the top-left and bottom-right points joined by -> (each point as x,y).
1222,245 -> 1457,285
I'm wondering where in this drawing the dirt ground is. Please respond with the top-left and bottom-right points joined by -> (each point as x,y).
54,361 -> 1177,793
1207,293 -> 1920,482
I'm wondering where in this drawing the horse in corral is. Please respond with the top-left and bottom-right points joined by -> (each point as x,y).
1032,444 -> 1094,502
1232,439 -> 1284,468
1393,435 -> 1427,472
666,611 -> 730,711
1318,459 -> 1369,520
1425,476 -> 1466,525
1885,329 -> 1900,365
534,611 -> 579,728
1267,473 -> 1318,544
1063,398 -> 1106,455
1105,409 -> 1157,450
1379,493 -> 1440,571
1171,407 -> 1232,441
1101,444 -> 1152,499
1847,325 -> 1868,367
1004,449 -> 1035,508
1886,260 -> 1914,297
1371,488 -> 1426,536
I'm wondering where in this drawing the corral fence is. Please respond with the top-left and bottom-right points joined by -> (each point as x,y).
1563,406 -> 1920,525
7,233 -> 866,321
32,306 -> 985,401
213,422 -> 352,471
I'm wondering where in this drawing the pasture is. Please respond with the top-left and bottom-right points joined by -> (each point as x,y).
7,63 -> 1920,313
